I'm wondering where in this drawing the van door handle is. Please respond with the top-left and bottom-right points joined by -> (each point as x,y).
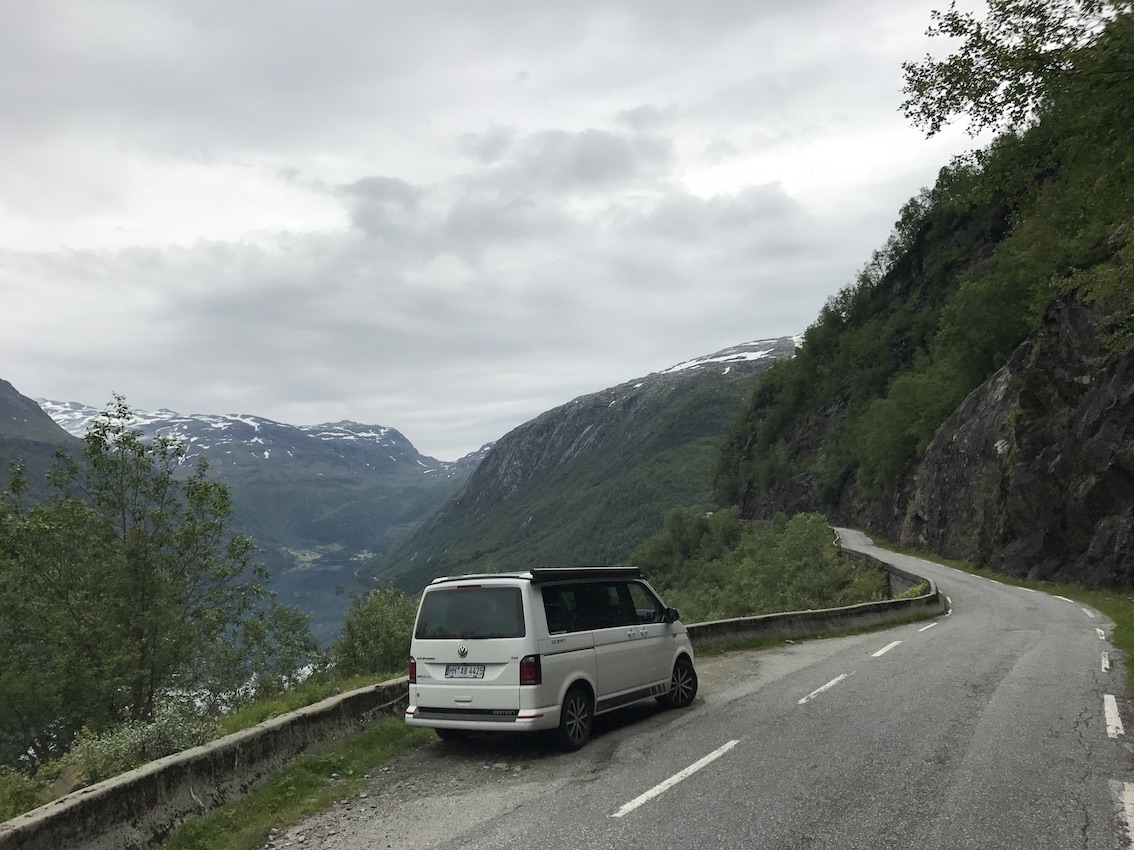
639,628 -> 648,636
627,629 -> 636,637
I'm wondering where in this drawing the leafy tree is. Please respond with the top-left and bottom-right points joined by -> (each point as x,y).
0,398 -> 316,768
331,585 -> 418,677
901,0 -> 1128,137
632,511 -> 876,623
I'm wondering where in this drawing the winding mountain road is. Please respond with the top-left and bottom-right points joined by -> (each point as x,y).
275,531 -> 1134,849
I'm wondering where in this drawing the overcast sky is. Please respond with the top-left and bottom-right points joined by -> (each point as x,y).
0,0 -> 982,460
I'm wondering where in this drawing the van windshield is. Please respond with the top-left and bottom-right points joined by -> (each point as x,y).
415,586 -> 526,639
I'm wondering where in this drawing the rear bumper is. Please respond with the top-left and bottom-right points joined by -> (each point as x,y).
405,704 -> 559,732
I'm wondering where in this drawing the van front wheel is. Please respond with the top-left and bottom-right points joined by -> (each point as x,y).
658,657 -> 698,709
556,685 -> 593,751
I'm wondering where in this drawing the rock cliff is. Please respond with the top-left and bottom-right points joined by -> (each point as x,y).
902,295 -> 1134,585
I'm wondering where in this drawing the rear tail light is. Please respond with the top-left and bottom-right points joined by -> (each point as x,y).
519,654 -> 542,685
409,656 -> 417,684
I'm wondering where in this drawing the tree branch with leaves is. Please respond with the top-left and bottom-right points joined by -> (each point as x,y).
902,0 -> 1129,137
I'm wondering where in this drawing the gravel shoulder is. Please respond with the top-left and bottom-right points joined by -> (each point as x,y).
258,651 -> 754,850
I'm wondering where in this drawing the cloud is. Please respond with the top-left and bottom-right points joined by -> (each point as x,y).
0,0 -> 980,459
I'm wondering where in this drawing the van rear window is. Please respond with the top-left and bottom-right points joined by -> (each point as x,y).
415,587 -> 526,639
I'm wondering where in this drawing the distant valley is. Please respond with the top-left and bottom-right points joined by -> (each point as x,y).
28,400 -> 490,643
4,336 -> 798,642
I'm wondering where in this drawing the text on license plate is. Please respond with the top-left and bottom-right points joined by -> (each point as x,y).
445,664 -> 485,679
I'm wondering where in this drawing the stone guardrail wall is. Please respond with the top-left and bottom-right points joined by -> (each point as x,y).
0,544 -> 944,850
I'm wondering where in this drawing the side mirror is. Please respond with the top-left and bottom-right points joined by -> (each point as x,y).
663,607 -> 680,624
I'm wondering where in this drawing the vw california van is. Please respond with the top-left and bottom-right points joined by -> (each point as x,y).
405,566 -> 697,750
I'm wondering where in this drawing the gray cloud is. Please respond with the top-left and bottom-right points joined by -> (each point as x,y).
0,0 -> 976,459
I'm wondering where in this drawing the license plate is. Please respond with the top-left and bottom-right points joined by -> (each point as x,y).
445,664 -> 485,679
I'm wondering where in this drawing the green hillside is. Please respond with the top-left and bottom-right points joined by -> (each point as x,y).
374,341 -> 796,591
714,1 -> 1133,581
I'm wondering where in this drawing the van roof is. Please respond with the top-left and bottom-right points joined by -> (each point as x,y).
426,565 -> 641,586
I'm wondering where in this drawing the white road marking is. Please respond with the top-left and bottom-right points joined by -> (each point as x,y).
1098,628 -> 1107,640
1082,607 -> 1097,619
1055,595 -> 1073,603
612,739 -> 739,818
945,597 -> 953,615
872,641 -> 902,657
1121,782 -> 1134,848
799,674 -> 848,705
1103,652 -> 1111,673
1106,694 -> 1125,738
1022,588 -> 1037,593
918,622 -> 938,633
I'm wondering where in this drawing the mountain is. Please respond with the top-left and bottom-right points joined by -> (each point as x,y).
377,338 -> 798,592
36,401 -> 490,642
0,380 -> 80,498
713,4 -> 1133,589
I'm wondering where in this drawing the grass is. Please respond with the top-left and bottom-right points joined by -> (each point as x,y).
155,717 -> 433,850
0,671 -> 407,824
219,671 -> 403,735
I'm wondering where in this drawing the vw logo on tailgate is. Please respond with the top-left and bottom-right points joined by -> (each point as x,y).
458,645 -> 468,658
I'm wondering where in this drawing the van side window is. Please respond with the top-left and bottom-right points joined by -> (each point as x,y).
543,582 -> 636,632
542,586 -> 571,634
624,581 -> 664,624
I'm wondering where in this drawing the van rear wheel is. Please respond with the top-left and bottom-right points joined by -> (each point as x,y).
658,657 -> 698,708
556,685 -> 593,751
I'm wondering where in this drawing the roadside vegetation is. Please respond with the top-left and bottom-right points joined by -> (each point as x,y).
154,718 -> 432,850
631,510 -> 891,623
0,400 -> 413,822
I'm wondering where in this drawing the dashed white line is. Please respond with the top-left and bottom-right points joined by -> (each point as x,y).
918,622 -> 938,633
1103,652 -> 1111,673
611,739 -> 739,818
872,641 -> 902,657
799,674 -> 848,705
1120,782 -> 1134,848
1098,628 -> 1107,640
1055,595 -> 1073,603
1105,695 -> 1125,739
1082,607 -> 1097,619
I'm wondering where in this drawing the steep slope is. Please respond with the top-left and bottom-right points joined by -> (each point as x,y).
712,6 -> 1133,587
38,401 -> 488,641
378,338 -> 798,591
903,294 -> 1134,585
0,380 -> 80,497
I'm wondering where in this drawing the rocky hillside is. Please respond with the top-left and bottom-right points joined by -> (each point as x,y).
903,295 -> 1133,585
713,3 -> 1133,587
0,380 -> 80,497
379,338 -> 798,591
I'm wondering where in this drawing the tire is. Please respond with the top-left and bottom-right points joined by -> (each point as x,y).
658,657 -> 698,709
556,685 -> 593,751
435,727 -> 469,742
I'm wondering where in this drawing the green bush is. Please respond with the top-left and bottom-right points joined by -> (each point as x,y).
896,582 -> 931,599
0,767 -> 43,822
633,511 -> 885,623
73,705 -> 221,783
331,586 -> 418,677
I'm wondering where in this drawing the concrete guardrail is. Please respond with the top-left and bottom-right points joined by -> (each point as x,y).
0,541 -> 945,850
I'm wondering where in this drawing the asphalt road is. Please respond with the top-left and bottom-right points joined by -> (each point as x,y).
281,531 -> 1134,850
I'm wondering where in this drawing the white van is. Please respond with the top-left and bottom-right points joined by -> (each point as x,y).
405,566 -> 697,750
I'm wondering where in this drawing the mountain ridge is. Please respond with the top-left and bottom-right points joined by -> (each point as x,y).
379,337 -> 799,590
